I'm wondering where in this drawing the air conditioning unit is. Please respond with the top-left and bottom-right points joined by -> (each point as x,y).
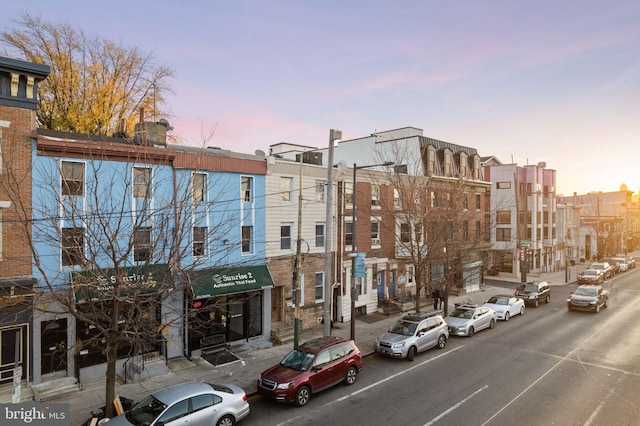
371,238 -> 381,246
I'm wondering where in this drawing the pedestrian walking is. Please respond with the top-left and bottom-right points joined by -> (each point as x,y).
431,287 -> 439,310
438,286 -> 446,310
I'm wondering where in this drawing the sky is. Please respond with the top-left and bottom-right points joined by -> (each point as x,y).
2,1 -> 639,196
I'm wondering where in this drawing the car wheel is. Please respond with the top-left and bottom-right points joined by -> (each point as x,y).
505,312 -> 510,321
534,299 -> 539,308
546,295 -> 551,303
520,306 -> 525,316
217,415 -> 235,426
489,319 -> 496,329
345,366 -> 358,385
406,346 -> 416,361
437,334 -> 447,349
468,327 -> 475,337
294,385 -> 311,407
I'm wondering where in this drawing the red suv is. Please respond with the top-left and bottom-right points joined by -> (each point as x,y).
257,336 -> 362,407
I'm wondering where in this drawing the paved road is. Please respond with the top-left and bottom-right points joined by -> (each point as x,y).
240,268 -> 640,425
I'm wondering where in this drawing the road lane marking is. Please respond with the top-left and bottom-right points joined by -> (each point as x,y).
423,385 -> 489,426
275,346 -> 463,426
480,302 -> 632,426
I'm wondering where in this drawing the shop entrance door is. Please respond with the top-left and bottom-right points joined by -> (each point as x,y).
0,325 -> 28,385
41,319 -> 68,376
227,295 -> 245,341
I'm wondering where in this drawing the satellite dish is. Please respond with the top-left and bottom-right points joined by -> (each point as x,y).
255,149 -> 266,156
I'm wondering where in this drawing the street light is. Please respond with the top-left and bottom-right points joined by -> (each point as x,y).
350,161 -> 394,341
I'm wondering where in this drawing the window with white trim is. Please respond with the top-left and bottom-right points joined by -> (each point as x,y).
62,161 -> 84,196
280,177 -> 293,202
315,272 -> 324,302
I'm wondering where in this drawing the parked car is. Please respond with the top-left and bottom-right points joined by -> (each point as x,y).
514,281 -> 551,307
577,268 -> 605,284
589,262 -> 613,279
611,257 -> 629,272
482,295 -> 525,321
375,312 -> 449,361
626,257 -> 636,269
567,284 -> 609,313
445,305 -> 497,337
603,259 -> 621,275
257,336 -> 362,407
106,381 -> 250,426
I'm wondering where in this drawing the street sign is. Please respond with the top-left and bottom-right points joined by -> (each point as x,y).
520,239 -> 531,247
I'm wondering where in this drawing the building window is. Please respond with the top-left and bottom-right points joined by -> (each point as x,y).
428,150 -> 435,173
475,193 -> 481,210
527,211 -> 532,224
133,167 -> 151,198
315,224 -> 325,247
192,173 -> 206,202
242,226 -> 252,253
62,227 -> 84,266
241,176 -> 253,202
407,265 -> 415,284
394,188 -> 401,209
345,221 -> 353,247
315,180 -> 326,203
496,228 -> 511,242
61,161 -> 85,196
463,220 -> 469,241
497,211 -> 511,224
475,220 -> 481,241
496,182 -> 511,189
345,182 -> 354,205
281,224 -> 292,250
444,152 -> 452,176
430,191 -> 436,208
280,177 -> 293,202
315,272 -> 324,302
134,226 -> 151,262
371,221 -> 380,246
371,184 -> 381,207
543,211 -> 549,224
400,223 -> 411,243
463,193 -> 468,210
193,226 -> 206,257
414,223 -> 422,244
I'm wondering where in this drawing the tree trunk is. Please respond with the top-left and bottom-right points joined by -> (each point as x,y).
104,343 -> 118,418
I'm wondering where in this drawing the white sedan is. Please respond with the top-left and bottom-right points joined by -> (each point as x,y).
482,295 -> 525,321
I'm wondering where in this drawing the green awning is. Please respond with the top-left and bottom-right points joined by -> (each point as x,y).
72,264 -> 171,303
191,265 -> 275,298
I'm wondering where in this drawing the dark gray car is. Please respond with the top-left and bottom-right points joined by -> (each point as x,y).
515,281 -> 551,307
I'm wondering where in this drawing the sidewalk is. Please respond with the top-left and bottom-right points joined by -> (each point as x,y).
37,266 -> 591,424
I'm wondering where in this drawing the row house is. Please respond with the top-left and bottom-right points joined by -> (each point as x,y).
483,160 -> 558,280
558,188 -> 637,261
0,59 -> 276,391
265,144 -> 336,336
0,56 -> 50,388
270,127 -> 493,329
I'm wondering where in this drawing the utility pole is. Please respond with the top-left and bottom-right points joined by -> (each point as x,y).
323,129 -> 340,337
293,155 -> 304,348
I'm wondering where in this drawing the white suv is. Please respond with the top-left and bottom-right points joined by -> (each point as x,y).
375,312 -> 449,361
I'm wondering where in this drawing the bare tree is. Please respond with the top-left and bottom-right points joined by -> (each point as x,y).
374,144 -> 492,315
0,13 -> 174,137
1,133 -> 239,417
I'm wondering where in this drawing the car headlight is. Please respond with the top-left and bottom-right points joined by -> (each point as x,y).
276,382 -> 291,390
393,342 -> 406,349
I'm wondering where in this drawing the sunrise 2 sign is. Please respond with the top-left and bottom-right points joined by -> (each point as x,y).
72,264 -> 170,302
191,265 -> 275,298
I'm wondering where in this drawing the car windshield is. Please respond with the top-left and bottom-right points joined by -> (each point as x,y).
487,297 -> 508,305
591,264 -> 604,270
574,287 -> 598,297
280,349 -> 315,371
517,284 -> 538,292
450,309 -> 474,319
388,320 -> 418,336
125,394 -> 167,426
583,270 -> 597,276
